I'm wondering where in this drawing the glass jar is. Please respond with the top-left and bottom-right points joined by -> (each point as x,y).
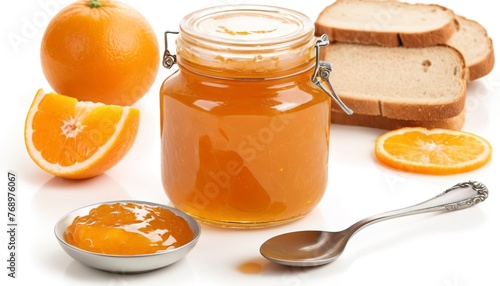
160,5 -> 350,228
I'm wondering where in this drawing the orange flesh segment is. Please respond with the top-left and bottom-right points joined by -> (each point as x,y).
24,89 -> 140,179
375,127 -> 492,175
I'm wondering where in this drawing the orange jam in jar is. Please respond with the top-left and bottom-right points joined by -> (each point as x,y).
160,5 -> 348,227
64,202 -> 194,255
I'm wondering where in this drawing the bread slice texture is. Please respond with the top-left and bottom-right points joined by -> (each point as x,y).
325,43 -> 467,121
315,0 -> 457,47
447,15 -> 495,81
331,109 -> 465,131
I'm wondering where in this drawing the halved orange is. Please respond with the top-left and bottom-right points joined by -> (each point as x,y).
374,127 -> 492,175
24,89 -> 140,179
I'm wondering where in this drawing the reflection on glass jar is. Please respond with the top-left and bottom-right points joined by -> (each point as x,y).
160,5 -> 343,228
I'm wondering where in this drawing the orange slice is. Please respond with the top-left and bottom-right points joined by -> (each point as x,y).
24,89 -> 140,179
374,127 -> 492,175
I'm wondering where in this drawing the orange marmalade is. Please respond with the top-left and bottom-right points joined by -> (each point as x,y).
160,6 -> 334,227
64,203 -> 194,255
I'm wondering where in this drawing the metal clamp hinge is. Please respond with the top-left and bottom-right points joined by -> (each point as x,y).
312,35 -> 353,115
163,31 -> 179,69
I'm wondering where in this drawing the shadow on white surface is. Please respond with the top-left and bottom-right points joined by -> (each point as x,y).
247,206 -> 488,283
30,174 -> 131,223
333,206 -> 487,270
62,256 -> 197,285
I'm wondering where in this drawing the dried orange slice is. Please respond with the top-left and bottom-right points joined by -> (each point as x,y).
374,127 -> 492,175
24,89 -> 140,179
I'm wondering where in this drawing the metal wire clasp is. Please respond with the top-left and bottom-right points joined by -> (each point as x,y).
163,31 -> 179,69
312,35 -> 353,115
163,31 -> 352,115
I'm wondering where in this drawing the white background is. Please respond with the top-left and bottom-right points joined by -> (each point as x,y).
1,0 -> 499,285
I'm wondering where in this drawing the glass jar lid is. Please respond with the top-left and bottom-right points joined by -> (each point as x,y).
176,5 -> 316,78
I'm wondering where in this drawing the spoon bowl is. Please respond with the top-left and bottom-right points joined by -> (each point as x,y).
260,230 -> 348,267
54,200 -> 201,274
261,181 -> 488,267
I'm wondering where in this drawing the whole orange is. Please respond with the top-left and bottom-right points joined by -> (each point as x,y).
40,0 -> 159,106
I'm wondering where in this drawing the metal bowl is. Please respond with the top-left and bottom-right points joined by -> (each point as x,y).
54,200 -> 201,274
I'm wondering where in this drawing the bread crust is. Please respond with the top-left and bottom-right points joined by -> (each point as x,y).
331,109 -> 465,131
447,16 -> 495,81
315,2 -> 458,47
468,38 -> 495,81
331,92 -> 466,121
328,44 -> 467,121
399,16 -> 457,47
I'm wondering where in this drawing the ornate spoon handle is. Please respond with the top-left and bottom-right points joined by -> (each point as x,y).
346,181 -> 488,236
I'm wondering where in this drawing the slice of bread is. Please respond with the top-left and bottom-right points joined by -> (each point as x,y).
447,15 -> 495,81
331,109 -> 465,131
325,43 -> 467,121
315,0 -> 457,47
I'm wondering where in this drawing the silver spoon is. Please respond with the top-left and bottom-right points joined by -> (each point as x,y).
260,181 -> 488,267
